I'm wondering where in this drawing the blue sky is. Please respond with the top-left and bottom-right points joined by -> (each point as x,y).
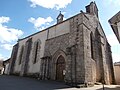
0,0 -> 120,62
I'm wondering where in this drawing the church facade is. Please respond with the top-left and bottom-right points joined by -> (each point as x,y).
8,2 -> 115,85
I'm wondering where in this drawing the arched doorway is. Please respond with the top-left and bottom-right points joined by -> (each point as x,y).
56,55 -> 66,81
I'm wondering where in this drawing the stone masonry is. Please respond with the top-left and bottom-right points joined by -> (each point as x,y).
8,2 -> 115,86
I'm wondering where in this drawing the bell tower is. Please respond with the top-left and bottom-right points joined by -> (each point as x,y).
86,1 -> 98,17
57,11 -> 64,24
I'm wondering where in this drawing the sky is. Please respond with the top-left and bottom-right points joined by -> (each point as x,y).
0,0 -> 120,62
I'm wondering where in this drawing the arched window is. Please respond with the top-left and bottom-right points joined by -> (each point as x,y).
19,45 -> 24,65
33,40 -> 41,64
90,32 -> 94,59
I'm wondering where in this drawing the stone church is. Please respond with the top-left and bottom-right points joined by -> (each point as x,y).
8,2 -> 115,85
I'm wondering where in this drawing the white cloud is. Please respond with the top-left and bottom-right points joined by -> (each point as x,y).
110,0 -> 120,5
0,16 -> 10,24
104,0 -> 120,6
0,54 -> 4,60
0,54 -> 9,60
106,34 -> 120,62
29,0 -> 72,9
112,53 -> 120,63
0,16 -> 23,43
1,44 -> 13,50
28,16 -> 53,30
107,34 -> 119,46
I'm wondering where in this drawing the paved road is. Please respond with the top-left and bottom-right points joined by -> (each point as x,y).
0,75 -> 120,90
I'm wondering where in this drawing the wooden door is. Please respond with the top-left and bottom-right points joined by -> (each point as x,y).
56,55 -> 65,81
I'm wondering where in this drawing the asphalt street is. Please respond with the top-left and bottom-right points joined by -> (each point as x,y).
0,75 -> 120,90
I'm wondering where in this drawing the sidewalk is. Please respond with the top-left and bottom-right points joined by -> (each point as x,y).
59,85 -> 120,90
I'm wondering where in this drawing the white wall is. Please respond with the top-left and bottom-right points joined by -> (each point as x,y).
28,30 -> 48,74
114,65 -> 120,84
4,63 -> 9,74
13,20 -> 70,74
0,67 -> 4,75
48,20 -> 70,39
14,39 -> 27,73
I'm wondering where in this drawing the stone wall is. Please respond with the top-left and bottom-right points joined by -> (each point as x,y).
8,2 -> 115,85
41,13 -> 88,84
41,33 -> 69,80
82,11 -> 115,84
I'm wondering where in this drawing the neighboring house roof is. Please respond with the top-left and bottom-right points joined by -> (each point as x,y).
114,62 -> 120,66
3,58 -> 10,65
109,11 -> 120,43
0,60 -> 3,69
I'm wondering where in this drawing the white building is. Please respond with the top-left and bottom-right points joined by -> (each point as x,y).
109,11 -> 120,43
